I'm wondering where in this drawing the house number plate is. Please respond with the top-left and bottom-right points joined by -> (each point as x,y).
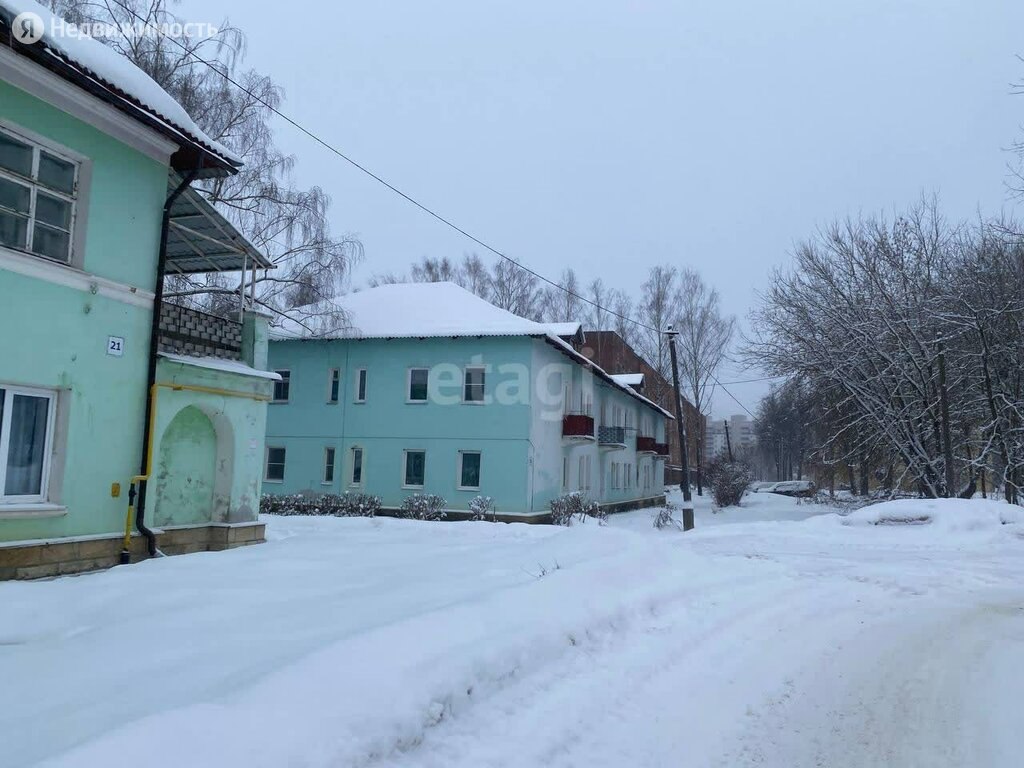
107,336 -> 125,357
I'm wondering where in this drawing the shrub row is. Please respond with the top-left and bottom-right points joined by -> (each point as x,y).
260,492 -> 382,517
261,492 -> 499,521
549,492 -> 606,526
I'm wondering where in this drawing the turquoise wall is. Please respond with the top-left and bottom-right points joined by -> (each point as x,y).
266,335 -> 667,515
0,80 -> 168,288
0,80 -> 160,541
266,336 -> 533,513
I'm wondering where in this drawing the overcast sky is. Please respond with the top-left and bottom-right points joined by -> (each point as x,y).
184,0 -> 1024,419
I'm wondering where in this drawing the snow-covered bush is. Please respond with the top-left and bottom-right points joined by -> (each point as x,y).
705,456 -> 753,508
549,492 -> 603,526
654,504 -> 681,530
400,493 -> 448,521
260,492 -> 381,517
468,495 -> 496,521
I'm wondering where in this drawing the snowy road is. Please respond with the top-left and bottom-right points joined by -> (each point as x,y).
3,494 -> 1022,767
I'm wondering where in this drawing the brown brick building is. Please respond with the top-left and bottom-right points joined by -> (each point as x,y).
582,331 -> 704,487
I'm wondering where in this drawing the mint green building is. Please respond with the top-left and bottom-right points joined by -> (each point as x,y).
265,283 -> 670,519
0,4 -> 275,577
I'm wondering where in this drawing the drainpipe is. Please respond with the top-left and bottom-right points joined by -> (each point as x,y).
121,168 -> 200,563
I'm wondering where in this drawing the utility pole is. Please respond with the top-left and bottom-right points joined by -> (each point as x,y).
665,325 -> 694,530
724,419 -> 734,461
937,343 -> 955,497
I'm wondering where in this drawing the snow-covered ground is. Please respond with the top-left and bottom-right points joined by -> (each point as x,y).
3,492 -> 1023,767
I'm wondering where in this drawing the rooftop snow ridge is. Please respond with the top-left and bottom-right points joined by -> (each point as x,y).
272,282 -> 673,419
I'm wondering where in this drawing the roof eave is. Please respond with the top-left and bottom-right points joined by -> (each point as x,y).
0,30 -> 239,176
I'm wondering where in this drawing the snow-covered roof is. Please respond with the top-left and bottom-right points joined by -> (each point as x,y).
159,353 -> 281,381
0,0 -> 240,168
274,282 -> 569,341
547,321 -> 583,339
611,373 -> 644,388
272,282 -> 673,419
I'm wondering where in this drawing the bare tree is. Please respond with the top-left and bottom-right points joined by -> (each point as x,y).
674,269 -> 735,495
46,0 -> 361,324
636,265 -> 681,404
540,268 -> 584,322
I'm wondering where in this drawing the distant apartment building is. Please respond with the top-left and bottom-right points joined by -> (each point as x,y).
263,283 -> 671,518
582,330 -> 703,486
704,414 -> 757,459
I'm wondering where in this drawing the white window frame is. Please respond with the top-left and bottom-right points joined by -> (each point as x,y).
402,449 -> 426,489
327,368 -> 341,403
463,366 -> 486,404
272,370 -> 290,403
562,456 -> 569,491
0,123 -> 81,266
457,450 -> 482,491
322,446 -> 336,484
407,368 -> 429,403
355,369 -> 367,403
264,445 -> 286,483
577,456 -> 585,491
349,446 -> 364,487
0,385 -> 57,504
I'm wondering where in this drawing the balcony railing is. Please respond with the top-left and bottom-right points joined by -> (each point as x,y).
597,425 -> 627,446
653,442 -> 669,458
158,302 -> 242,360
636,436 -> 658,454
562,413 -> 595,439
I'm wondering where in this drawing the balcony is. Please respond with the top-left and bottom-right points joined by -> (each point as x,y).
597,425 -> 627,449
158,302 -> 242,360
653,442 -> 669,459
562,413 -> 595,440
636,436 -> 658,454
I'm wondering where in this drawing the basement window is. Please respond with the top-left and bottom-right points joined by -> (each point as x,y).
0,126 -> 78,265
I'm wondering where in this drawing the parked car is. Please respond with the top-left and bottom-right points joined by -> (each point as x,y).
771,480 -> 817,498
753,482 -> 782,493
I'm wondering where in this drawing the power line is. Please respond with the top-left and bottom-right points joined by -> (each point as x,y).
99,0 -> 762,420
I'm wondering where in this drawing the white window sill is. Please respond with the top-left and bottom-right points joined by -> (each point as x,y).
406,400 -> 428,405
456,487 -> 481,493
401,485 -> 425,490
0,503 -> 68,519
263,479 -> 284,484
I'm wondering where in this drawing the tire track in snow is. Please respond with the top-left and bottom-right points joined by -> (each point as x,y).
721,592 -> 1024,768
372,577 -> 887,768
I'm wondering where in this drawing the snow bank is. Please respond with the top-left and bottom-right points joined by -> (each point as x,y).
843,498 -> 1024,533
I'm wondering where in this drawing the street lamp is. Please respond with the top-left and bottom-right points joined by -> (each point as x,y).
664,325 -> 695,530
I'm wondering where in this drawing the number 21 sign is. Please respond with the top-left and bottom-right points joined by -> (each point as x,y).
107,336 -> 125,357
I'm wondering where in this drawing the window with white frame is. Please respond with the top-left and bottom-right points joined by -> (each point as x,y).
355,369 -> 367,402
323,447 -> 336,484
578,455 -> 585,491
272,370 -> 290,402
586,455 -> 592,491
0,127 -> 79,265
458,451 -> 481,490
463,366 -> 485,403
562,456 -> 569,491
408,368 -> 429,402
264,446 -> 286,482
403,449 -> 426,487
350,447 -> 363,486
328,368 -> 340,403
0,386 -> 56,503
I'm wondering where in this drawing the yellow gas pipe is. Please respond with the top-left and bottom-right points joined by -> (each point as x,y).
121,381 -> 271,556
